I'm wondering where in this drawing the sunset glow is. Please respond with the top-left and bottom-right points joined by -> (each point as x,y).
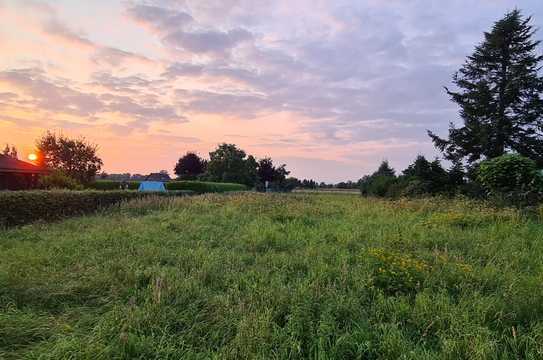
28,153 -> 38,162
1,0 -> 542,181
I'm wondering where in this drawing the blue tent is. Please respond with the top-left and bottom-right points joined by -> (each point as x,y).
138,181 -> 166,192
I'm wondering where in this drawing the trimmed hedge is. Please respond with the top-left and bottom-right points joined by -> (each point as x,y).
89,180 -> 248,193
0,190 -> 193,227
165,181 -> 247,193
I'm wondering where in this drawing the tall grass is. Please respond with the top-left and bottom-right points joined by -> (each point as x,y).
1,193 -> 543,358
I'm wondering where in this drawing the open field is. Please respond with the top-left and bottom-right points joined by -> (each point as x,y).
2,193 -> 543,359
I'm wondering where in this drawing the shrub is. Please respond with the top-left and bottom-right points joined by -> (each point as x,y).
360,175 -> 397,197
38,170 -> 83,190
478,154 -> 541,194
165,181 -> 247,193
0,190 -> 193,227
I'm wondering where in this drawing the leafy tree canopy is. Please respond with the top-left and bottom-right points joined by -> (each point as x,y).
174,152 -> 207,179
36,131 -> 103,184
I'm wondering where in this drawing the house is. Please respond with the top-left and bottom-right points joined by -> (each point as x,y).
0,154 -> 50,190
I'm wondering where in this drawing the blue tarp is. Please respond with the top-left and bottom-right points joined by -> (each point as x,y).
138,181 -> 166,192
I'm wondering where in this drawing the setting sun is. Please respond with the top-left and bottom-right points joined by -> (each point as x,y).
28,153 -> 37,161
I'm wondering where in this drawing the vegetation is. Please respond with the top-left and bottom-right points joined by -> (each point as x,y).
2,193 -> 543,358
38,170 -> 83,190
0,190 -> 192,227
2,144 -> 18,159
89,180 -> 248,193
429,10 -> 543,166
174,152 -> 207,180
36,132 -> 103,184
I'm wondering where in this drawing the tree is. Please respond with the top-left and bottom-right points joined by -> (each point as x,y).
402,155 -> 449,195
360,160 -> 397,197
36,132 -> 103,184
374,160 -> 396,177
2,144 -> 17,158
174,152 -> 207,179
257,157 -> 290,183
428,10 -> 543,166
206,143 -> 258,186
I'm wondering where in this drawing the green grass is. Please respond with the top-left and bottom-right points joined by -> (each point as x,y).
1,193 -> 543,359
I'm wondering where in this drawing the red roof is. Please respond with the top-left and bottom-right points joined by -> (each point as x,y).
0,154 -> 49,174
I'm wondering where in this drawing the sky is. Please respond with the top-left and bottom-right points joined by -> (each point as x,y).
1,0 -> 542,182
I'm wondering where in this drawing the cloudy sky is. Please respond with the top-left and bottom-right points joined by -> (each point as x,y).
1,0 -> 542,181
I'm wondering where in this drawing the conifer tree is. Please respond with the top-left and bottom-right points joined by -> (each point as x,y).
429,10 -> 543,165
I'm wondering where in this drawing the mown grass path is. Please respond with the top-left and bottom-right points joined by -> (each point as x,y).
1,193 -> 543,359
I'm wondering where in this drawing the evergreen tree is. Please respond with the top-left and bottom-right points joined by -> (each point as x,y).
428,10 -> 543,165
374,160 -> 396,177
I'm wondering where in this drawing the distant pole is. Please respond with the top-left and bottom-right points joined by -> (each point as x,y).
265,180 -> 269,192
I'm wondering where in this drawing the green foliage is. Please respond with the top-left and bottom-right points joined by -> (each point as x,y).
89,180 -> 248,193
429,10 -> 543,165
2,194 -> 543,358
402,156 -> 450,195
165,181 -> 247,193
0,190 -> 192,227
368,248 -> 430,295
36,131 -> 103,184
205,143 -> 258,186
477,154 -> 541,194
38,170 -> 83,190
174,152 -> 207,179
360,161 -> 397,197
360,175 -> 397,197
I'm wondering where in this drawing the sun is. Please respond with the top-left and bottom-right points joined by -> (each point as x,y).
28,153 -> 38,161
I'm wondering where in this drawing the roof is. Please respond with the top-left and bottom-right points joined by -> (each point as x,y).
138,181 -> 166,192
0,154 -> 50,174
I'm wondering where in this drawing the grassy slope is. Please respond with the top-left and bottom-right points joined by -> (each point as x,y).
1,194 -> 543,359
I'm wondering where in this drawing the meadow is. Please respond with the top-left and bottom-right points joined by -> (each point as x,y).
2,193 -> 543,359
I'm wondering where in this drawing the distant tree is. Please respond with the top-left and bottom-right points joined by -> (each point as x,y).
360,161 -> 397,197
257,157 -> 290,183
374,160 -> 396,177
402,155 -> 449,195
174,152 -> 207,179
36,131 -> 103,184
428,10 -> 543,166
2,144 -> 17,158
206,143 -> 258,186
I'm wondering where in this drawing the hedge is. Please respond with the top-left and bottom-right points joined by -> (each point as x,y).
165,181 -> 247,193
0,190 -> 193,227
89,180 -> 248,193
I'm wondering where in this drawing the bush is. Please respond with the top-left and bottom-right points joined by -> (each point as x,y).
165,181 -> 247,193
478,154 -> 541,194
0,190 -> 193,227
38,170 -> 83,190
89,180 -> 247,193
360,175 -> 397,197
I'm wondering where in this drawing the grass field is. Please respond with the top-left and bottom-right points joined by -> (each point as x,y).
2,193 -> 543,359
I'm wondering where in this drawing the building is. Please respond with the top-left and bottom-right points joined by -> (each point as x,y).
0,154 -> 50,190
